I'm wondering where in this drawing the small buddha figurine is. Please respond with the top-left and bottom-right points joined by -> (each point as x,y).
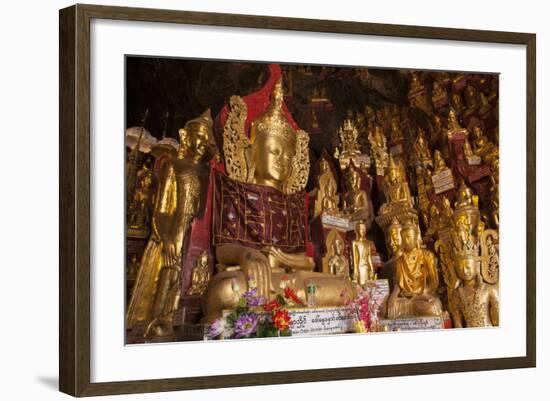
431,79 -> 448,107
479,92 -> 492,117
328,237 -> 350,278
314,158 -> 338,217
334,117 -> 361,169
127,109 -> 215,336
433,150 -> 448,174
387,219 -> 443,319
343,168 -> 370,221
413,127 -> 433,167
368,124 -> 389,174
440,197 -> 454,228
381,154 -> 413,209
447,108 -> 462,132
463,137 -> 474,158
450,92 -> 464,117
128,165 -> 155,230
322,177 -> 339,214
186,251 -> 211,296
351,220 -> 376,287
389,116 -> 404,144
463,85 -> 479,116
471,125 -> 498,163
448,229 -> 499,327
425,204 -> 441,237
455,180 -> 476,208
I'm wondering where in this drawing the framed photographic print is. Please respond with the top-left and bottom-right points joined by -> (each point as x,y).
59,3 -> 536,397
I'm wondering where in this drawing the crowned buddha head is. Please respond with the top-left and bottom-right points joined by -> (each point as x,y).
386,218 -> 403,256
250,80 -> 297,191
178,109 -> 214,162
347,168 -> 361,192
401,219 -> 421,252
452,224 -> 480,283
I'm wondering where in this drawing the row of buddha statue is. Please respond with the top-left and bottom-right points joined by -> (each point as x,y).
124,64 -> 500,341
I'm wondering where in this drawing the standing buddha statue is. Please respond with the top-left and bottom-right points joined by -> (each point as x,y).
126,109 -> 215,336
351,220 -> 376,287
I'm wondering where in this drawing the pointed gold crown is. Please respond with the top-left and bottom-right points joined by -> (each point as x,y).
402,217 -> 419,233
250,78 -> 296,145
388,217 -> 402,233
185,108 -> 213,133
338,117 -> 358,134
451,219 -> 479,260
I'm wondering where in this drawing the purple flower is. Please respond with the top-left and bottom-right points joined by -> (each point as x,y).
243,288 -> 266,307
207,318 -> 233,339
234,314 -> 259,338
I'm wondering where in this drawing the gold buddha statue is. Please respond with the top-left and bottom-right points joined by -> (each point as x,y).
463,137 -> 474,158
450,93 -> 464,116
455,180 -> 478,209
127,163 -> 155,237
343,168 -> 370,221
368,124 -> 389,175
389,116 -> 404,144
314,158 -> 339,217
447,108 -> 463,132
380,154 -> 413,210
126,109 -> 215,336
328,237 -> 350,278
204,77 -> 355,322
322,177 -> 339,214
186,251 -> 211,296
463,85 -> 479,116
440,197 -> 454,228
448,224 -> 499,327
431,79 -> 448,106
425,203 -> 441,237
433,150 -> 448,174
413,127 -> 432,167
471,124 -> 498,163
334,117 -> 361,170
351,220 -> 376,287
387,219 -> 443,319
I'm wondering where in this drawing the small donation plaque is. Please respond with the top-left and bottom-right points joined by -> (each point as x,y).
432,168 -> 455,194
321,213 -> 356,231
466,155 -> 482,165
366,279 -> 390,306
289,307 -> 355,336
379,316 -> 445,331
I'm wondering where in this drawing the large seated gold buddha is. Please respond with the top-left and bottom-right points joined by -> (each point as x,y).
203,73 -> 356,322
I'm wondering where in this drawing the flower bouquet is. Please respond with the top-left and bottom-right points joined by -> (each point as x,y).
207,279 -> 303,340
